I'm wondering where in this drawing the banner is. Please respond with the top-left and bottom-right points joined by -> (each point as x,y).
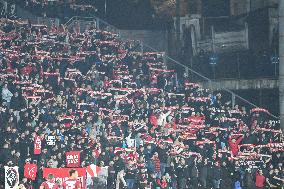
66,151 -> 80,167
47,136 -> 56,145
24,163 -> 37,181
34,135 -> 42,155
5,166 -> 19,189
43,168 -> 86,188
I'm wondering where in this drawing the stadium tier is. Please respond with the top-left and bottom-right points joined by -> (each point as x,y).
0,13 -> 283,189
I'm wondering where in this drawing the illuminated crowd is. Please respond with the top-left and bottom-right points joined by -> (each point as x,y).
0,17 -> 283,189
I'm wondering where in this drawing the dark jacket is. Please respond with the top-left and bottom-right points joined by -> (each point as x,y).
176,165 -> 189,179
213,166 -> 221,180
200,164 -> 208,179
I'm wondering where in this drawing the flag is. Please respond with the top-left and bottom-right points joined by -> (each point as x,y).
24,163 -> 37,180
86,164 -> 101,178
5,166 -> 19,189
66,151 -> 80,167
34,135 -> 41,155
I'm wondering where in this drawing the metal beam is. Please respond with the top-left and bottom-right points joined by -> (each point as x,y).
176,0 -> 181,54
279,0 -> 284,132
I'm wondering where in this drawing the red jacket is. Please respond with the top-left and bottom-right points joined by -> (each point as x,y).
255,172 -> 266,187
228,136 -> 243,156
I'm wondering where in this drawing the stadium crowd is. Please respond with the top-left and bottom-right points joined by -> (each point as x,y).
0,17 -> 283,189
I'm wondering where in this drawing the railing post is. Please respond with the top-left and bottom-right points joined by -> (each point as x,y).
279,0 -> 284,132
96,18 -> 100,29
185,67 -> 189,76
208,80 -> 213,95
245,22 -> 249,49
175,72 -> 178,89
140,41 -> 144,54
211,25 -> 215,52
232,93 -> 236,108
163,53 -> 167,66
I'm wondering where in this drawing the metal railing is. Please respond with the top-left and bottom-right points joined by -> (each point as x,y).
64,16 -> 279,120
142,43 -> 279,119
64,16 -> 120,36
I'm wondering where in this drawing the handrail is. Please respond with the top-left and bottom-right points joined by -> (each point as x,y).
65,16 -> 76,26
201,77 -> 278,81
64,16 -> 118,31
138,43 -> 280,119
142,43 -> 211,82
63,16 -> 279,120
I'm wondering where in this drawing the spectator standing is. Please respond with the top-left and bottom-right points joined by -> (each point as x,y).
255,170 -> 266,189
116,169 -> 127,189
213,162 -> 222,189
228,135 -> 244,156
1,83 -> 13,107
151,152 -> 161,178
176,158 -> 188,189
199,158 -> 208,188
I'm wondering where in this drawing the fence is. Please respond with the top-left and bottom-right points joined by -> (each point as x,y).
65,16 -> 120,36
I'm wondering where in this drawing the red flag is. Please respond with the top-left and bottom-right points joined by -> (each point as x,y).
24,163 -> 37,180
66,151 -> 80,167
34,135 -> 41,155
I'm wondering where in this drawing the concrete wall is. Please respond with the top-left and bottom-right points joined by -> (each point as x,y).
268,7 -> 279,46
199,78 -> 278,90
196,27 -> 248,53
119,30 -> 168,52
214,29 -> 248,52
250,0 -> 267,10
230,0 -> 278,16
230,0 -> 250,16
